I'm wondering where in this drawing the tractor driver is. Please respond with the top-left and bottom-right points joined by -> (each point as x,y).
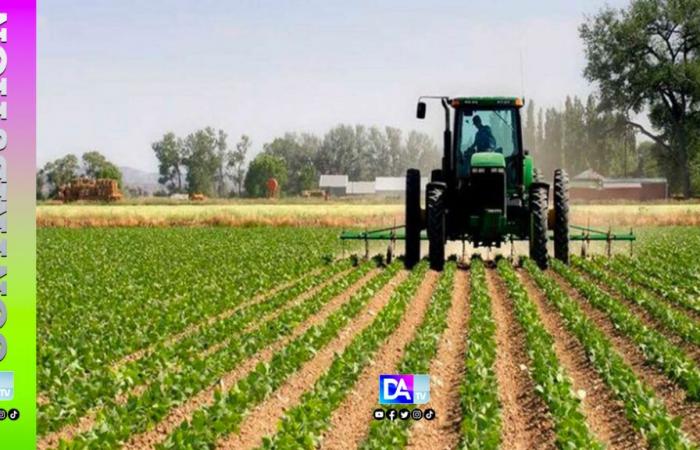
467,115 -> 496,153
462,115 -> 497,174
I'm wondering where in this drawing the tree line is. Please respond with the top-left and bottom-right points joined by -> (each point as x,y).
150,125 -> 440,197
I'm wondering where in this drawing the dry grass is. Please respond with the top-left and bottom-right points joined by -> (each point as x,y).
36,203 -> 700,228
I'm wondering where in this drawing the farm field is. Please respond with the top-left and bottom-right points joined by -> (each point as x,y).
36,202 -> 700,228
36,226 -> 700,449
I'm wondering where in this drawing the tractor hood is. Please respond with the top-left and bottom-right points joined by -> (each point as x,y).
471,152 -> 505,169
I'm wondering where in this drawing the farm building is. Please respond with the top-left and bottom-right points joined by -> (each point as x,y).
570,169 -> 667,201
319,175 -> 349,196
318,175 -> 429,197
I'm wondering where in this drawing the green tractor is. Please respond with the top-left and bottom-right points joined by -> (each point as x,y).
404,96 -> 570,271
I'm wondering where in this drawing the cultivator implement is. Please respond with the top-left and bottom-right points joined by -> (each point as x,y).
340,223 -> 636,261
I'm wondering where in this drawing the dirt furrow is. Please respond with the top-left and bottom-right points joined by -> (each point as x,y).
577,268 -> 700,364
320,270 -> 440,449
487,268 -> 556,450
37,266 -> 346,450
111,265 -> 330,370
518,270 -> 645,449
406,269 -> 469,450
552,271 -> 700,443
122,268 -> 382,450
214,270 -> 412,449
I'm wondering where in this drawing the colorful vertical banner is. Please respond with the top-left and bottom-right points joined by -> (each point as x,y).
0,1 -> 36,448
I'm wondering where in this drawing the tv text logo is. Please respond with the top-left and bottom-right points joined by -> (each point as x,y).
378,374 -> 430,404
0,372 -> 13,401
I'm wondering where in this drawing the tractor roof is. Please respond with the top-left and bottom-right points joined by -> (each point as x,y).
449,97 -> 523,108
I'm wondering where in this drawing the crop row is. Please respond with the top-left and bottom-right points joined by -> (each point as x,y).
497,259 -> 602,449
40,259 -> 350,435
360,262 -> 455,448
524,259 -> 694,449
62,260 -> 379,448
258,262 -> 429,449
459,257 -> 500,450
38,228 -> 339,393
552,259 -> 700,401
606,255 -> 700,315
574,256 -> 700,346
161,260 -> 414,448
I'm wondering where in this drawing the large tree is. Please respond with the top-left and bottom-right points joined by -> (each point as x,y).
244,154 -> 288,197
152,132 -> 184,193
580,0 -> 700,196
229,134 -> 251,195
41,154 -> 79,198
82,151 -> 122,186
181,127 -> 221,196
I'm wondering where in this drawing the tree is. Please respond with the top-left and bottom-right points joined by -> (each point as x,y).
41,154 -> 79,198
580,0 -> 700,196
244,154 -> 288,197
82,151 -> 122,186
229,134 -> 251,195
181,127 -> 221,196
152,132 -> 184,193
215,129 -> 229,197
263,133 -> 317,195
36,169 -> 45,200
524,100 -> 537,150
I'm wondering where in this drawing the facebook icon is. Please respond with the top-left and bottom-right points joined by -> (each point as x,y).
379,374 -> 430,405
0,372 -> 13,401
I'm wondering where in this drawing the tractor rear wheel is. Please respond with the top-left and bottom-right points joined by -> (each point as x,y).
404,169 -> 422,269
529,184 -> 549,269
553,169 -> 570,264
427,182 -> 446,271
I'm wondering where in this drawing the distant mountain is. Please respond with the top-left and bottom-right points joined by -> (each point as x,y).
119,166 -> 161,194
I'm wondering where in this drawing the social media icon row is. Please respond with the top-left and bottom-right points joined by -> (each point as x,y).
0,408 -> 19,421
373,408 -> 435,421
379,374 -> 430,404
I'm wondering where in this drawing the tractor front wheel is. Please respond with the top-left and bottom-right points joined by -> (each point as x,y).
404,169 -> 422,269
553,169 -> 570,264
427,182 -> 446,271
529,184 -> 549,269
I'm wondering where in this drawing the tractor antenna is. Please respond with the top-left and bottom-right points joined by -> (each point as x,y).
519,48 -> 525,100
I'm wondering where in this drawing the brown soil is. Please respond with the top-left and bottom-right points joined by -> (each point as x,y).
121,268 -> 382,450
487,268 -> 556,450
518,270 -> 645,449
214,270 -> 411,449
552,271 -> 700,443
320,270 -> 440,449
37,266 -> 343,450
406,269 -> 470,450
577,268 -> 700,364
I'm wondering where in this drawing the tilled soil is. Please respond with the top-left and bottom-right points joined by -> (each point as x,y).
214,270 -> 411,449
320,270 -> 440,449
122,268 -> 382,450
487,268 -> 556,450
518,270 -> 646,449
552,271 -> 700,443
37,266 -> 348,450
576,268 -> 700,364
406,269 -> 470,450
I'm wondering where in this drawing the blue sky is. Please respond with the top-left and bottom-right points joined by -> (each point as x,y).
38,0 -> 631,171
